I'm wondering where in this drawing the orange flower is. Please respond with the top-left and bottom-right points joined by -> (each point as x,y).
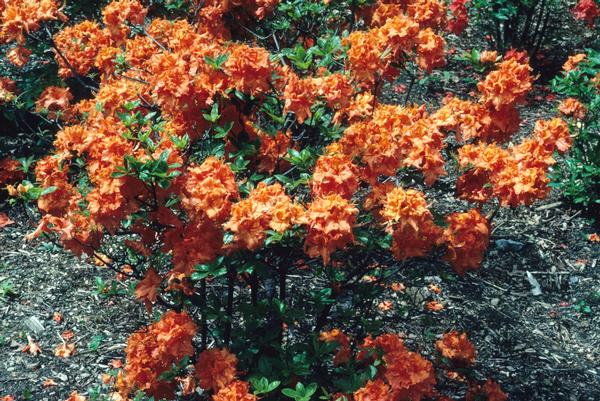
589,233 -> 600,242
54,343 -> 76,358
477,58 -> 533,111
378,300 -> 394,311
381,187 -> 442,261
479,50 -> 499,63
317,73 -> 355,110
304,194 -> 358,265
563,53 -> 586,72
283,74 -> 318,124
212,380 -> 257,401
334,92 -> 375,124
180,158 -> 239,223
135,268 -> 162,312
53,21 -> 110,78
492,163 -> 550,207
320,329 -> 352,366
432,97 -> 492,142
102,0 -> 147,41
163,219 -> 224,277
408,0 -> 448,30
124,311 -> 197,399
443,209 -> 489,275
0,77 -> 17,103
400,118 -> 447,184
0,0 -> 67,44
354,379 -> 392,401
415,28 -> 446,73
35,86 -> 73,120
311,153 -> 360,199
447,0 -> 469,35
255,129 -> 291,174
466,379 -> 507,401
531,118 -> 572,154
7,46 -> 31,68
34,155 -> 77,215
224,44 -> 272,96
435,331 -> 476,367
22,335 -> 42,355
558,98 -> 587,119
383,349 -> 436,401
195,348 -> 238,392
426,301 -> 445,311
357,333 -> 406,363
64,391 -> 86,401
0,157 -> 25,187
224,182 -> 304,251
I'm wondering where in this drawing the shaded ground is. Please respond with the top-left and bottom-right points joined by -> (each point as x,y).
0,211 -> 148,400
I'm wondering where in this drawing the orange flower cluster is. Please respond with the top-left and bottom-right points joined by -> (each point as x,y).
224,183 -> 304,251
334,103 -> 444,185
355,333 -> 436,401
53,21 -> 110,78
195,348 -> 238,393
343,14 -> 444,85
457,118 -> 572,206
443,209 -> 489,275
122,311 -> 197,400
320,329 -> 352,366
35,86 -> 73,120
478,58 -> 533,109
212,380 -> 258,401
311,152 -> 360,199
558,97 -> 587,119
430,55 -> 534,143
563,53 -> 586,72
7,46 -> 31,68
304,194 -> 358,265
134,268 -> 162,312
257,131 -> 291,174
102,0 -> 147,42
0,157 -> 24,188
0,0 -> 66,44
0,77 -> 17,103
225,44 -> 273,96
381,187 -> 442,261
181,158 -> 239,223
163,218 -> 224,277
383,348 -> 436,401
281,72 -> 355,123
407,0 -> 447,30
354,379 -> 391,401
435,331 -> 476,367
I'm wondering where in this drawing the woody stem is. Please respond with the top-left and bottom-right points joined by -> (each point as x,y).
224,264 -> 235,346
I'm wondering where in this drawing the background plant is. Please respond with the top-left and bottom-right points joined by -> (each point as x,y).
551,49 -> 600,210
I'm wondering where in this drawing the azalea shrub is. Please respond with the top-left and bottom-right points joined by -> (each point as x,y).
551,50 -> 600,209
0,0 -> 580,400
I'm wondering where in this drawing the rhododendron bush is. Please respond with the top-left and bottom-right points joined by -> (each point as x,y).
0,0 -> 576,400
550,50 -> 600,208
